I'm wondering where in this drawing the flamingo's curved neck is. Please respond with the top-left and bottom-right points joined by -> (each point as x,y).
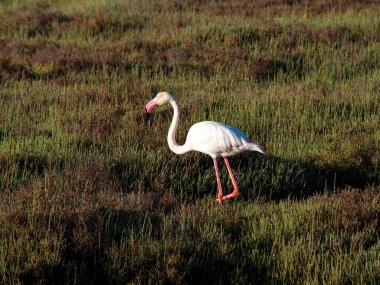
167,99 -> 190,155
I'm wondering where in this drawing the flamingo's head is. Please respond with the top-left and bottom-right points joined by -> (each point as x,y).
145,92 -> 174,115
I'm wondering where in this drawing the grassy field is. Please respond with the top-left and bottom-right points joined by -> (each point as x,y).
1,0 -> 380,284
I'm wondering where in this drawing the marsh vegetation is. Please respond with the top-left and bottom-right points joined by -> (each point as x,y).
0,0 -> 379,283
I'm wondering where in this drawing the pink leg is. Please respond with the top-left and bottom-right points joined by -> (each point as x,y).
222,157 -> 239,200
213,158 -> 223,203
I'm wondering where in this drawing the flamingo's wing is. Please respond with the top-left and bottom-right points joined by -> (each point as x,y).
185,121 -> 251,157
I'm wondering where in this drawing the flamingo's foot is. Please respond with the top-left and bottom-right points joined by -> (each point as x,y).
222,191 -> 239,200
217,196 -> 223,204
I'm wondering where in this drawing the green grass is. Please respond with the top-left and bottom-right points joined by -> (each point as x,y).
0,0 -> 380,283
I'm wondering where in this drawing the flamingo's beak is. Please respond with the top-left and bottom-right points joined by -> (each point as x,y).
145,109 -> 150,121
145,98 -> 158,121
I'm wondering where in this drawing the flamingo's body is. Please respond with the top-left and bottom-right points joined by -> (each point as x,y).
186,121 -> 264,157
146,92 -> 265,203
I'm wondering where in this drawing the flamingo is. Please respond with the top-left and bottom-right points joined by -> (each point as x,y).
145,92 -> 265,203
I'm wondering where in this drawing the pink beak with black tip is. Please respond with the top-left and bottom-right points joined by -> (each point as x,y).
145,98 -> 158,121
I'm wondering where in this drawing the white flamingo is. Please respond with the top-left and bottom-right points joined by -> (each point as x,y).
146,92 -> 265,203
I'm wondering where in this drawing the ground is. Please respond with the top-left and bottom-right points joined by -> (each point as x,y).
0,0 -> 379,284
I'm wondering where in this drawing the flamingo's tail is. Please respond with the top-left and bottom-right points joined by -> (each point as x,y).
247,141 -> 266,155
